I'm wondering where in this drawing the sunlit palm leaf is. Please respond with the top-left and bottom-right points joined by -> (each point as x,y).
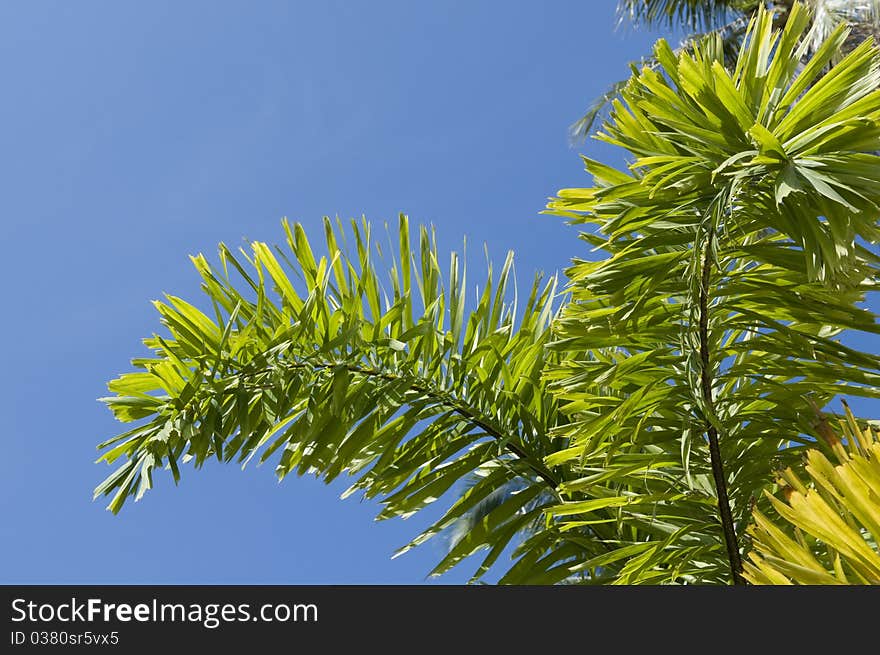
745,402 -> 880,584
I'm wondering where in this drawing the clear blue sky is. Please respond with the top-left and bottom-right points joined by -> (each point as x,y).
1,2 -> 874,584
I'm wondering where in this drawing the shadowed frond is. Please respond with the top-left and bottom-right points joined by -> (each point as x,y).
615,0 -> 754,33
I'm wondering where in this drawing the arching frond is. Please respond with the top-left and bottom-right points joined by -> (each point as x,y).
95,215 -> 603,582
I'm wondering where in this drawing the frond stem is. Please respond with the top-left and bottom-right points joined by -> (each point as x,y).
242,358 -> 562,491
699,240 -> 745,585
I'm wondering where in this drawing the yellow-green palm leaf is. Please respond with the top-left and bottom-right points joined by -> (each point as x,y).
745,404 -> 880,584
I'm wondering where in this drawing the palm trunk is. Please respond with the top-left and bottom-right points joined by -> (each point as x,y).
699,242 -> 744,585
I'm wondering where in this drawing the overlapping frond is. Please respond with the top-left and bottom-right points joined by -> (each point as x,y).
546,2 -> 880,584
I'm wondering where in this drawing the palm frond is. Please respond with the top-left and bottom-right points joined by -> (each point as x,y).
615,0 -> 755,33
745,402 -> 880,584
96,215 -> 580,581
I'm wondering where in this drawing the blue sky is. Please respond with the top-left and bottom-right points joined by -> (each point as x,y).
1,2 -> 875,584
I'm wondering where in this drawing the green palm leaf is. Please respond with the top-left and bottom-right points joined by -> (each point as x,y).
745,402 -> 880,584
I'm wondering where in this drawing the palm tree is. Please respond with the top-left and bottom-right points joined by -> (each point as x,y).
546,2 -> 880,584
96,3 -> 880,584
573,0 -> 880,139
